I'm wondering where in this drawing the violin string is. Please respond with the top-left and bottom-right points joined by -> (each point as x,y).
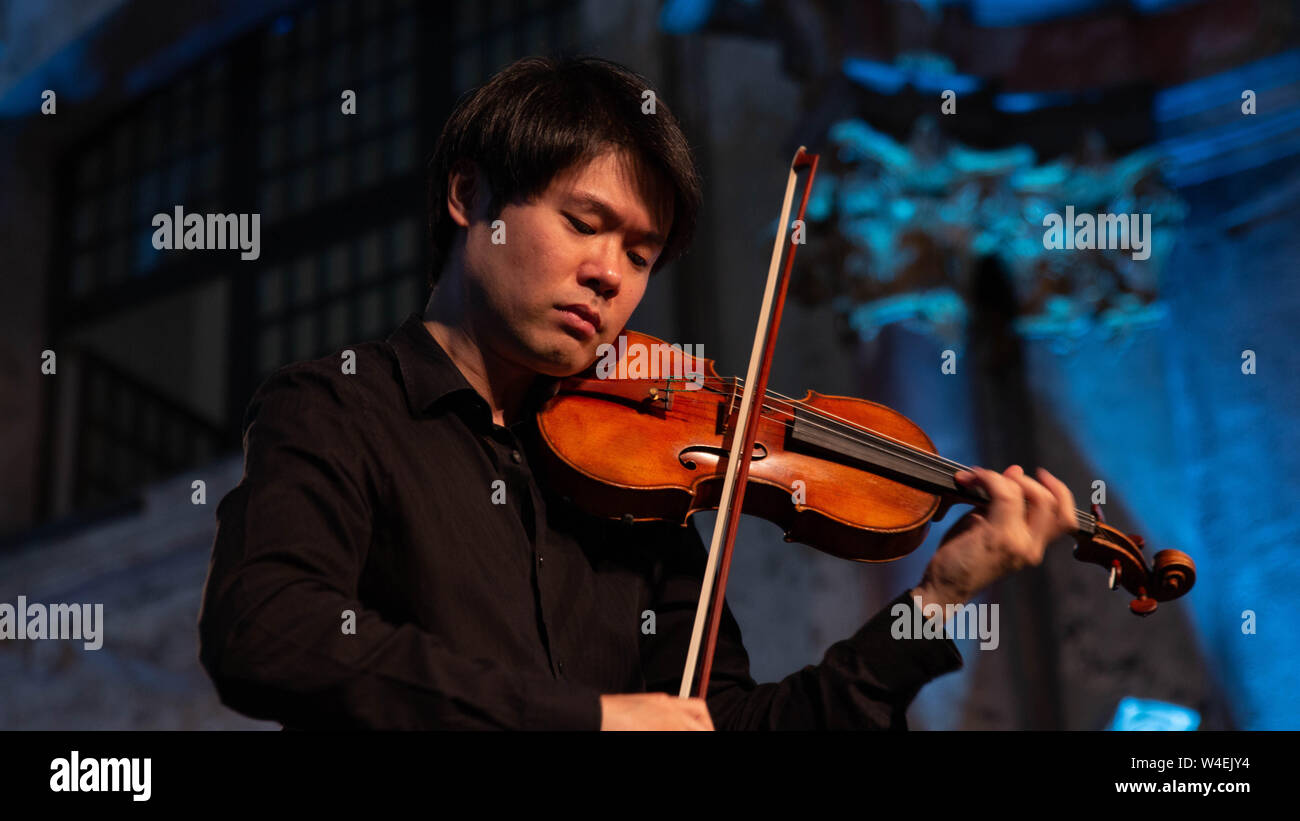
663,374 -> 969,476
751,383 -> 1095,528
654,375 -> 1096,529
656,375 -> 978,489
672,374 -> 996,476
653,382 -> 1097,531
744,375 -> 1095,528
707,374 -> 1096,528
708,376 -> 1096,530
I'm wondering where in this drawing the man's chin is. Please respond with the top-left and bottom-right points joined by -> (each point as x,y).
528,339 -> 599,378
552,352 -> 601,378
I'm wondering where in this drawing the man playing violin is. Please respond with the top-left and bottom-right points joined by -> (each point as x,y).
198,56 -> 1078,730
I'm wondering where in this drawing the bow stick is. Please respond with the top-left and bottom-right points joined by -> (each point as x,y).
679,147 -> 821,698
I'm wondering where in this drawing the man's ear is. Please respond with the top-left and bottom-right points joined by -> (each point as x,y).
446,159 -> 481,228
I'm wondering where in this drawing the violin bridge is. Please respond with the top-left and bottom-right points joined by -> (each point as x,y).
646,384 -> 671,411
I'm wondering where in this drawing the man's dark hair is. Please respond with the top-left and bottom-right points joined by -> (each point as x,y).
425,56 -> 701,288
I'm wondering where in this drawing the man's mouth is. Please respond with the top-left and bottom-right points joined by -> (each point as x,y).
557,304 -> 602,337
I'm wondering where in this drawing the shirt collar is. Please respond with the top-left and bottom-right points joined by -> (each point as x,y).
386,313 -> 559,423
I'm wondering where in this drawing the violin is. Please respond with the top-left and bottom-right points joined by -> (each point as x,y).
537,332 -> 1194,602
533,147 -> 1195,698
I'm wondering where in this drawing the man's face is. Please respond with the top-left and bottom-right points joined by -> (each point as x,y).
455,149 -> 672,378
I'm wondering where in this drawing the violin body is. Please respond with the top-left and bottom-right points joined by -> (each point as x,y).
539,330 -> 943,561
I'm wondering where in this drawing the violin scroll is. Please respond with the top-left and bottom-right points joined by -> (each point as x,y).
1072,517 -> 1196,616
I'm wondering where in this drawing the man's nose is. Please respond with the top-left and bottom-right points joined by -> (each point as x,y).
578,260 -> 621,299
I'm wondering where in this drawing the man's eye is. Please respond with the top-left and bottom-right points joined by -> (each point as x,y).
628,251 -> 648,269
566,215 -> 595,235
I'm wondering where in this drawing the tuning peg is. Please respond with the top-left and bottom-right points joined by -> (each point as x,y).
1130,589 -> 1158,616
1091,503 -> 1106,524
1128,532 -> 1146,550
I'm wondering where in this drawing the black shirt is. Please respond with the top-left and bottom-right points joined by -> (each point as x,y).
197,313 -> 963,729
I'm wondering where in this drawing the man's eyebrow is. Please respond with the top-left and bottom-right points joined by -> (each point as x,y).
566,193 -> 665,246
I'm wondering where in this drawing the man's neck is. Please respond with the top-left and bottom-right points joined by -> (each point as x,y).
421,315 -> 539,427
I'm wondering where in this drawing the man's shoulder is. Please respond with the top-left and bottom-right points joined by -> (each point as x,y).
245,339 -> 401,429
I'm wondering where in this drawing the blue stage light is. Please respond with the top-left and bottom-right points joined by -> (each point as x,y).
1108,697 -> 1201,731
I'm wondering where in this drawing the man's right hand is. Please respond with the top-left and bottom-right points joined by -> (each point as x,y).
599,693 -> 714,730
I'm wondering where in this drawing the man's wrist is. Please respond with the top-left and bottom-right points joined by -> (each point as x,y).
910,581 -> 970,613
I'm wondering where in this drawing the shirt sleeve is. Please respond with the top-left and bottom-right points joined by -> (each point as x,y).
638,519 -> 963,730
197,364 -> 602,730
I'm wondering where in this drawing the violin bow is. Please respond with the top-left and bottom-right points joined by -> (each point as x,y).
679,147 -> 821,699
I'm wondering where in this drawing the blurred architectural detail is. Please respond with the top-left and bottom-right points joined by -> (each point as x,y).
799,115 -> 1185,349
24,0 -> 581,525
0,0 -> 125,115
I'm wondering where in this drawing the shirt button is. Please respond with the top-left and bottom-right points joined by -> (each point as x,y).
537,554 -> 544,567
511,449 -> 522,463
557,660 -> 565,675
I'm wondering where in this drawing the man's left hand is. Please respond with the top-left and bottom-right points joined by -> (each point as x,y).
913,465 -> 1077,610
